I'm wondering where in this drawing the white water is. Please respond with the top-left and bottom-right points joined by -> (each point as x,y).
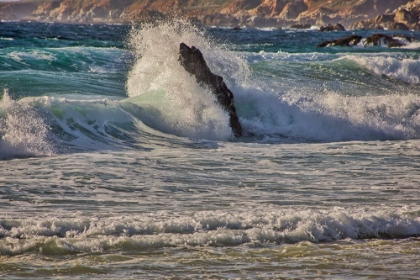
125,20 -> 253,140
1,139 -> 420,278
123,21 -> 420,143
1,20 -> 420,279
349,55 -> 420,84
0,90 -> 55,158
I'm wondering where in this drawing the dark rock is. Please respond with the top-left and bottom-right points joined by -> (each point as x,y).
412,23 -> 420,31
317,35 -> 362,47
398,35 -> 413,43
290,23 -> 311,29
319,23 -> 346,31
232,26 -> 242,30
364,33 -> 406,47
387,40 -> 405,48
388,22 -> 410,30
178,43 -> 242,137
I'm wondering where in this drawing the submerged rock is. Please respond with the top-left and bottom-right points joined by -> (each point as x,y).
317,35 -> 362,47
178,43 -> 242,137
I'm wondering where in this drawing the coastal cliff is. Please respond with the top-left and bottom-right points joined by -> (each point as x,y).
0,0 -> 418,29
351,0 -> 420,30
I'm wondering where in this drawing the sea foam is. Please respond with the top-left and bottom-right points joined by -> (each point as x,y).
1,206 -> 419,256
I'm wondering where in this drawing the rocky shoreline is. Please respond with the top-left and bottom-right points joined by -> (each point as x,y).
317,33 -> 412,48
0,0 -> 419,31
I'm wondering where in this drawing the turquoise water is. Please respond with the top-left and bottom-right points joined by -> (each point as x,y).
1,21 -> 420,279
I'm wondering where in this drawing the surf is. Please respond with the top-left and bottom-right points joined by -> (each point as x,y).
1,20 -> 420,161
1,205 -> 419,256
125,20 -> 252,141
125,20 -> 420,142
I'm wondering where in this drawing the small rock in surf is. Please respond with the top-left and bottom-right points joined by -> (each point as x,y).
317,35 -> 362,47
178,42 -> 242,137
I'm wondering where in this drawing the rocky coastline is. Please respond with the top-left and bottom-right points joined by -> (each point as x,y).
350,0 -> 420,30
0,0 -> 419,31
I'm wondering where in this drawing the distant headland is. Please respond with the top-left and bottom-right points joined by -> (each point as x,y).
1,0 -> 420,30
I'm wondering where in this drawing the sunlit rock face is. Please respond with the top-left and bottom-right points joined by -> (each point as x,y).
0,0 -> 418,29
350,0 -> 420,30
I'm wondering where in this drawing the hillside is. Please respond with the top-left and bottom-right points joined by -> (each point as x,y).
351,0 -> 420,30
0,0 -> 417,29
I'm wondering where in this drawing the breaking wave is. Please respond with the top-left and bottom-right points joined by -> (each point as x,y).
1,207 -> 419,256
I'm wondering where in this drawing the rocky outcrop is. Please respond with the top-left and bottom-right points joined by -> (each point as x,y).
351,0 -> 420,30
253,0 -> 288,18
394,8 -> 417,24
222,0 -> 262,14
178,43 -> 242,137
279,1 -> 308,20
317,33 -> 409,48
319,23 -> 345,31
26,0 -> 136,23
364,33 -> 408,47
389,22 -> 410,30
290,23 -> 311,29
317,35 -> 362,47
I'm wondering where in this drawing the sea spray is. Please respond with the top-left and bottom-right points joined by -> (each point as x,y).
126,20 -> 251,140
0,89 -> 56,158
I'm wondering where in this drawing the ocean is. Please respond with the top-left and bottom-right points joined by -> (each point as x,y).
0,20 -> 420,279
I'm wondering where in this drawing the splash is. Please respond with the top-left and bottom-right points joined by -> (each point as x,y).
0,89 -> 56,159
126,20 -> 250,140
